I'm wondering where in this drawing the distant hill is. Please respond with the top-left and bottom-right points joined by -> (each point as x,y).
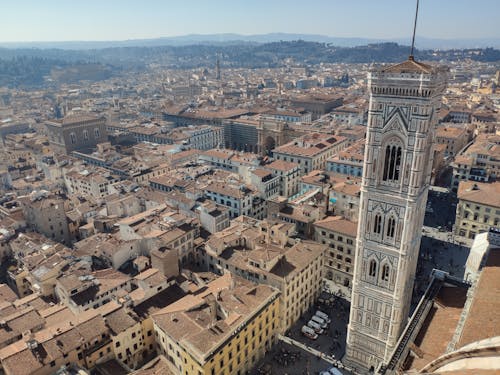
1,33 -> 499,50
1,40 -> 499,88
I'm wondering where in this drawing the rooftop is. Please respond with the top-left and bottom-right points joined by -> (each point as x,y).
457,181 -> 500,208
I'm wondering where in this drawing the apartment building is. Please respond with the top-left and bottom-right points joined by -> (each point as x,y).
451,134 -> 500,191
455,181 -> 500,239
20,194 -> 71,245
64,169 -> 117,198
314,216 -> 358,290
55,268 -> 132,313
327,139 -> 364,177
435,125 -> 468,157
152,273 -> 280,375
272,133 -> 348,174
202,217 -> 326,332
198,149 -> 262,173
0,313 -> 111,375
264,159 -> 300,198
167,125 -> 224,150
328,178 -> 361,221
202,181 -> 265,220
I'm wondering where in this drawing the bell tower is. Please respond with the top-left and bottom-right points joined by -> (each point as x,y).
344,58 -> 448,370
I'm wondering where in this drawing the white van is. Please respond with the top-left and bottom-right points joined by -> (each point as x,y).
327,367 -> 343,375
311,315 -> 328,328
301,325 -> 318,340
315,310 -> 331,323
307,320 -> 324,334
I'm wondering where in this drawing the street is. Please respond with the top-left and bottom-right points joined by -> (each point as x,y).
252,293 -> 353,375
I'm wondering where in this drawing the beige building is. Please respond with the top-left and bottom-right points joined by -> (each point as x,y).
0,312 -> 111,375
264,159 -> 301,197
455,181 -> 500,239
272,133 -> 349,174
314,216 -> 358,291
328,177 -> 361,221
64,169 -> 117,198
55,268 -> 132,313
152,273 -> 280,375
202,217 -> 326,332
451,134 -> 500,192
20,194 -> 71,245
435,125 -> 468,157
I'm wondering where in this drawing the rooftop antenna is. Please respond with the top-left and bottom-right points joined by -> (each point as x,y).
409,0 -> 420,60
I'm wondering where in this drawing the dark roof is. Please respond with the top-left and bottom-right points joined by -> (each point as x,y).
133,284 -> 186,318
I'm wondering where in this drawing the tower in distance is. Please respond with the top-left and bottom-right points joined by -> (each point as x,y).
344,57 -> 448,370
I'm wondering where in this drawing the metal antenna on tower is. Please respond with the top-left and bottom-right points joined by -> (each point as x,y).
409,0 -> 420,60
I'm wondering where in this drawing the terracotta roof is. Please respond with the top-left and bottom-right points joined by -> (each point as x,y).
405,286 -> 468,371
314,216 -> 358,237
265,159 -> 299,171
457,181 -> 500,208
458,248 -> 500,348
380,57 -> 434,74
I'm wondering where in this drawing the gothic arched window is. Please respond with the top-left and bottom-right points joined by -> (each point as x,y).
373,214 -> 382,234
369,259 -> 378,277
386,217 -> 396,238
381,264 -> 390,282
383,144 -> 402,182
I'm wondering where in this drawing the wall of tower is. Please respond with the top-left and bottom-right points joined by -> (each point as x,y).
345,63 -> 448,371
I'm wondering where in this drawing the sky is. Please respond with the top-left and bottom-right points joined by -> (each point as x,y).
2,0 -> 499,42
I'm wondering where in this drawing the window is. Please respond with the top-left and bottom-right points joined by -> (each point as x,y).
381,264 -> 390,281
94,128 -> 100,138
70,132 -> 76,144
373,214 -> 382,234
386,217 -> 396,238
83,129 -> 89,140
383,144 -> 402,182
369,259 -> 377,277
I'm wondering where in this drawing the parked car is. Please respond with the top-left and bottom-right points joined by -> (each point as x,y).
301,325 -> 318,340
327,367 -> 343,375
315,310 -> 331,323
311,315 -> 328,328
307,320 -> 324,334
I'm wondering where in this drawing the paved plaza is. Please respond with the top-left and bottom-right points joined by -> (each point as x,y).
252,294 -> 354,375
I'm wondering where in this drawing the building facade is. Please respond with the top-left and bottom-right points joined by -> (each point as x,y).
45,115 -> 108,154
345,58 -> 447,370
314,216 -> 357,291
455,181 -> 500,239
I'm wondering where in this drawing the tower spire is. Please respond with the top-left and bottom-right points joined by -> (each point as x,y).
409,0 -> 420,60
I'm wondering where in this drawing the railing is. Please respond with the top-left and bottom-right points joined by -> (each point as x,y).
378,276 -> 443,374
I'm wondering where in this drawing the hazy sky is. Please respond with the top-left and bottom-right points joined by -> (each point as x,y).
2,0 -> 499,42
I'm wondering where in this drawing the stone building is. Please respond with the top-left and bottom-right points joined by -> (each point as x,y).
272,133 -> 349,175
20,193 -> 71,245
345,57 -> 448,371
314,216 -> 358,291
455,180 -> 500,239
202,217 -> 326,332
45,115 -> 108,154
152,273 -> 280,375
